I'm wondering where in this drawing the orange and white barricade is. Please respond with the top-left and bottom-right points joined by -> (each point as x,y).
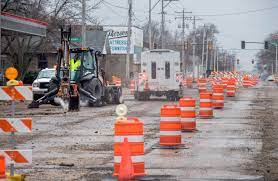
160,105 -> 181,146
221,77 -> 229,89
199,92 -> 213,118
226,79 -> 236,97
212,85 -> 224,109
0,150 -> 32,165
114,117 -> 145,177
0,86 -> 32,101
0,118 -> 32,133
179,97 -> 196,131
198,78 -> 207,93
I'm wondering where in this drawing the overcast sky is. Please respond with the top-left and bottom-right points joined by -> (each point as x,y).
93,0 -> 278,72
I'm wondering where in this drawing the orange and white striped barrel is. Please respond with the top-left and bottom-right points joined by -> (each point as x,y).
0,154 -> 5,179
179,97 -> 196,131
0,150 -> 32,165
186,77 -> 193,88
242,76 -> 251,88
226,80 -> 236,97
114,117 -> 145,177
0,118 -> 32,133
221,77 -> 228,89
130,80 -> 135,94
0,86 -> 32,101
199,92 -> 213,118
212,85 -> 224,109
198,78 -> 207,93
160,105 -> 181,146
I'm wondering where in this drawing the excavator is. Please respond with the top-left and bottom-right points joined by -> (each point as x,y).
28,26 -> 123,111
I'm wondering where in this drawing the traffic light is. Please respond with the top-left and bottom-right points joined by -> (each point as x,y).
241,41 -> 245,49
237,59 -> 240,64
208,42 -> 213,50
251,60 -> 254,64
264,41 -> 269,49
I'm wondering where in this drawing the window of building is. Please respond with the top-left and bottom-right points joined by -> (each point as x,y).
165,61 -> 170,79
151,62 -> 156,79
38,54 -> 48,69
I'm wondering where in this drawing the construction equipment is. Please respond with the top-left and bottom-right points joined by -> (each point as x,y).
28,26 -> 123,111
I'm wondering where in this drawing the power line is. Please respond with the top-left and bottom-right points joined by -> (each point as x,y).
103,0 -> 128,9
195,4 -> 278,17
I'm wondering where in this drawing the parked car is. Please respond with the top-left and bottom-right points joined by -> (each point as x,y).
32,68 -> 56,101
266,75 -> 274,81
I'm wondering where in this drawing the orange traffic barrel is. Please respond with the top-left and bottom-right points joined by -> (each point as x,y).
130,80 -> 135,94
114,117 -> 145,177
226,79 -> 236,97
186,77 -> 193,88
242,76 -> 251,88
160,105 -> 181,146
199,92 -> 213,118
221,77 -> 228,89
198,78 -> 207,93
0,154 -> 5,179
179,97 -> 196,131
212,85 -> 224,109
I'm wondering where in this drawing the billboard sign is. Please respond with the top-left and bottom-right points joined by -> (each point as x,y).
103,26 -> 143,55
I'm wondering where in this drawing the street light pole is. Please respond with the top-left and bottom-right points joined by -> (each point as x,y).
126,0 -> 132,82
275,44 -> 278,74
81,0 -> 86,48
149,0 -> 152,49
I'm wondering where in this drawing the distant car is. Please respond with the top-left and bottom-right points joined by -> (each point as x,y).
266,75 -> 274,81
32,68 -> 56,101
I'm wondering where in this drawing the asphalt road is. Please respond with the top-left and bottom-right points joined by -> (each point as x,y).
0,82 -> 278,181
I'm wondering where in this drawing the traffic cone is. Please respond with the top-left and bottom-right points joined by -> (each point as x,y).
0,154 -> 6,179
118,138 -> 135,181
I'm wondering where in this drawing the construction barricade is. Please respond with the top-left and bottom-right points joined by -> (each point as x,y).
114,117 -> 145,177
212,85 -> 224,109
160,105 -> 181,146
199,92 -> 213,118
0,84 -> 33,180
179,97 -> 196,131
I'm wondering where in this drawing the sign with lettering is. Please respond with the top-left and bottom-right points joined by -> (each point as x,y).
103,26 -> 143,55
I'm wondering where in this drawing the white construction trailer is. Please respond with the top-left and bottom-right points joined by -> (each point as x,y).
134,49 -> 183,101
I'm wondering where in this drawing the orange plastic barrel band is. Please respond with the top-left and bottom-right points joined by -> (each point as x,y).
114,163 -> 145,176
160,122 -> 181,130
114,143 -> 144,155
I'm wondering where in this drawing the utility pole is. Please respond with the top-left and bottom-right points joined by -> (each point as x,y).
192,16 -> 197,79
175,10 -> 192,74
149,0 -> 152,49
161,0 -> 165,48
216,48 -> 219,71
275,43 -> 278,74
161,0 -> 178,48
213,45 -> 217,71
126,0 -> 132,82
81,0 -> 86,48
201,25 -> 206,76
205,38 -> 209,73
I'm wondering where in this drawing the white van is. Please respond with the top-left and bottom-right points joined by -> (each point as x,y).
134,49 -> 182,101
